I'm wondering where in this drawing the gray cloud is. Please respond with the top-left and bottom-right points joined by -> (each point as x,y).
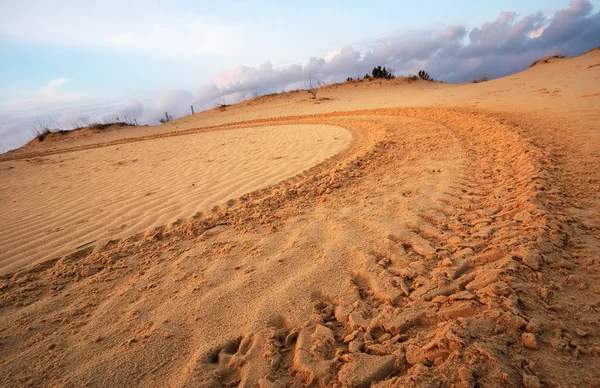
0,90 -> 196,152
192,0 -> 599,108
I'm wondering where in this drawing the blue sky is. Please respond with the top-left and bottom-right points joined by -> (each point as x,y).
0,0 -> 582,94
1,0 -> 599,151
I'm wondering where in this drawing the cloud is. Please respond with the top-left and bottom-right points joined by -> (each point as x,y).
2,1 -> 599,153
0,82 -> 196,151
39,78 -> 70,94
0,1 -> 245,59
191,0 -> 599,108
0,77 -> 93,118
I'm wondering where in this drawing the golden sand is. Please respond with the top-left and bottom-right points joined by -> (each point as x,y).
1,49 -> 599,386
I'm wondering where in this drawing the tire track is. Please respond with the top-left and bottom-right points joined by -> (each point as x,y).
1,108 -> 589,387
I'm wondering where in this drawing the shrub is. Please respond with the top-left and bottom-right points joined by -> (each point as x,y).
530,53 -> 567,67
305,71 -> 323,99
89,115 -> 140,130
31,114 -> 140,143
159,113 -> 174,123
367,66 -> 395,79
32,119 -> 62,142
214,102 -> 230,112
34,127 -> 53,142
472,76 -> 490,83
346,77 -> 354,82
418,70 -> 432,81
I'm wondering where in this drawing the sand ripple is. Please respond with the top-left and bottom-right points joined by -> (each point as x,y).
0,124 -> 351,275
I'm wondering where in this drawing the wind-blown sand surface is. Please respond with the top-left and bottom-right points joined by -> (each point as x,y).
1,49 -> 599,386
0,124 -> 351,275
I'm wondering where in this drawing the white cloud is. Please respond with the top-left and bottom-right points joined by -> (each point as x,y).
39,78 -> 70,93
324,50 -> 342,62
0,82 -> 200,152
0,1 -> 245,59
189,0 -> 599,109
528,26 -> 547,39
0,78 -> 92,117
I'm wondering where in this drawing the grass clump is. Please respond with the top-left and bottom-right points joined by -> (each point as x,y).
530,53 -> 567,67
214,102 -> 230,112
472,76 -> 490,83
31,115 -> 140,142
417,70 -> 432,81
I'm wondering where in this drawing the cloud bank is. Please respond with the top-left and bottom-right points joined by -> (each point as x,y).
1,0 -> 599,152
191,0 -> 599,109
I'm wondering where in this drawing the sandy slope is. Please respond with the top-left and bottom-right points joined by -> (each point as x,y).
0,124 -> 351,275
0,49 -> 599,387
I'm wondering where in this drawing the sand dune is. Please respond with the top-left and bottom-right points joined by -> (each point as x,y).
1,49 -> 599,387
0,124 -> 351,275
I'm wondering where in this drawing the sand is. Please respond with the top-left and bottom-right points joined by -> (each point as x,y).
0,49 -> 599,387
0,124 -> 351,275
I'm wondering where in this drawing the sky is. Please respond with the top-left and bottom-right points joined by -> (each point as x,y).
1,0 -> 599,152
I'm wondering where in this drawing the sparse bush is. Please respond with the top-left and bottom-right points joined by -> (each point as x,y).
30,114 -> 140,143
305,71 -> 323,99
159,113 -> 174,122
33,119 -> 62,142
370,66 -> 395,79
418,70 -> 432,81
346,77 -> 354,82
214,101 -> 230,112
87,114 -> 140,130
530,53 -> 567,67
34,127 -> 53,142
472,76 -> 490,83
553,50 -> 566,59
120,114 -> 140,126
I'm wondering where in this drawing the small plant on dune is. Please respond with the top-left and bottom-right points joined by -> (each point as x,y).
530,52 -> 568,67
418,70 -> 432,81
370,66 -> 396,79
89,114 -> 140,130
33,119 -> 62,142
305,71 -> 323,99
346,77 -> 354,82
472,76 -> 490,83
34,127 -> 53,142
215,101 -> 230,112
158,113 -> 174,123
553,50 -> 567,59
120,114 -> 140,126
30,114 -> 141,143
70,117 -> 91,129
